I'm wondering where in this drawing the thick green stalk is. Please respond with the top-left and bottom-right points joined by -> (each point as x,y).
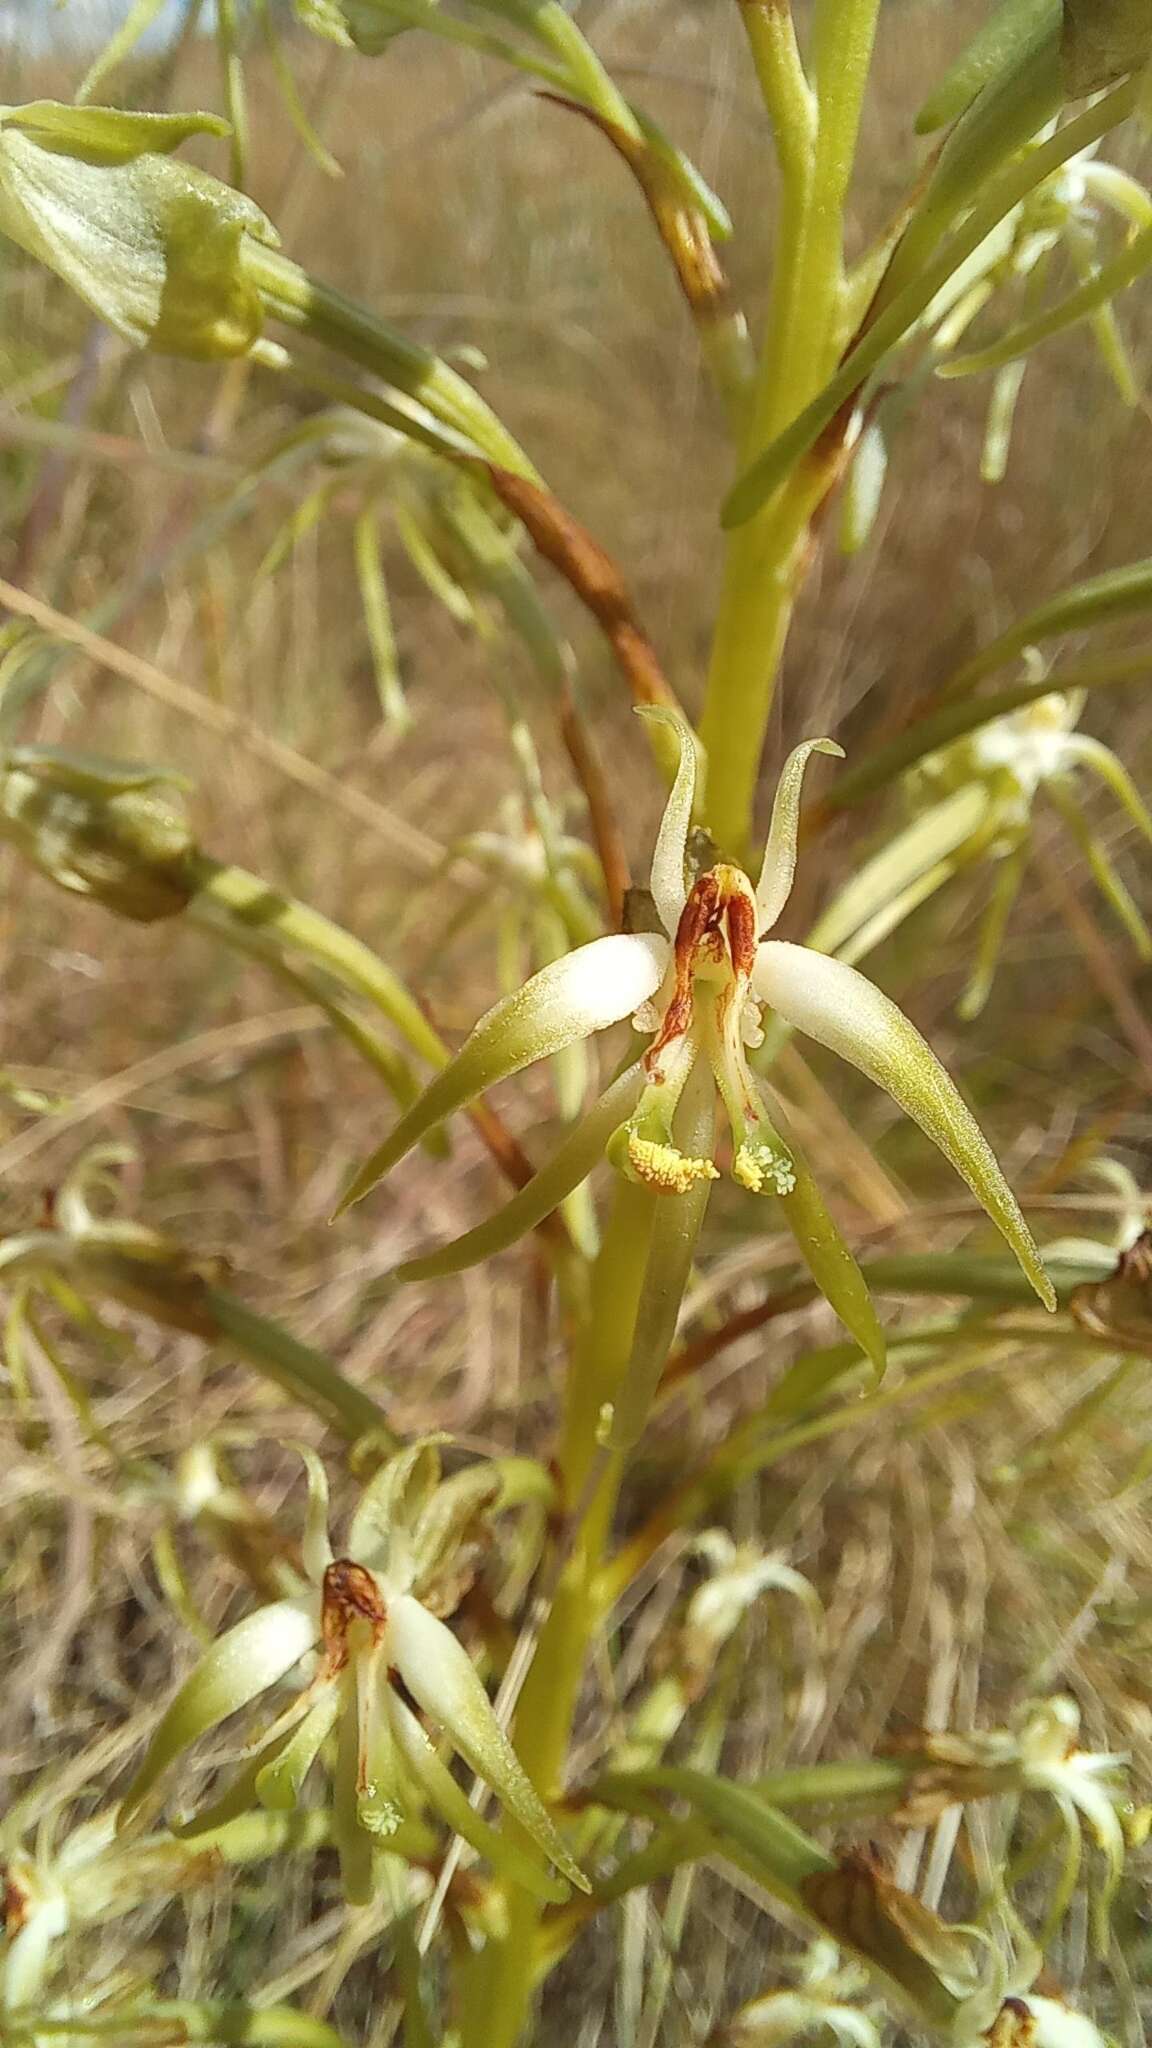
700,0 -> 880,854
464,1176 -> 658,2048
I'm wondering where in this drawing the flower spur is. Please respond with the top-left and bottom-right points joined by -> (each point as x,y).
340,712 -> 1054,1374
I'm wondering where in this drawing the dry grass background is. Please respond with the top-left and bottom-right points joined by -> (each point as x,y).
1,1 -> 1152,2038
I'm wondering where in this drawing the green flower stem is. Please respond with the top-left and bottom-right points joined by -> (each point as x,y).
525,0 -> 642,139
699,0 -> 879,854
187,898 -> 424,1112
202,1287 -> 397,1443
466,1175 -> 662,2048
187,856 -> 447,1072
723,77 -> 1140,531
244,244 -> 538,478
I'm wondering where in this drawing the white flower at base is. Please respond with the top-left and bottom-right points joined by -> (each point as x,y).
344,710 -> 1054,1376
118,1443 -> 585,1904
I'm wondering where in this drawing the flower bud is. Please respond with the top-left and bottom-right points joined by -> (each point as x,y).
0,746 -> 198,921
0,101 -> 278,358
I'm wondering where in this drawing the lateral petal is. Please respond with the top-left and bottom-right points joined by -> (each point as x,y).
119,1599 -> 320,1826
638,706 -> 701,938
754,738 -> 843,934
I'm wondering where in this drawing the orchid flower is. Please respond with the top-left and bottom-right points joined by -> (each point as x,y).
722,1942 -> 879,2048
341,711 -> 1053,1376
914,688 -> 1152,1018
118,1441 -> 585,1906
1012,1696 -> 1129,1912
949,1914 -> 1112,2048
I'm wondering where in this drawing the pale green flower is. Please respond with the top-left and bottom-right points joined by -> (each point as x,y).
914,687 -> 1152,1016
341,711 -> 1054,1379
119,1442 -> 585,1905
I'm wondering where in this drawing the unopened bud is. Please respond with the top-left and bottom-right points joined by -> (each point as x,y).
0,746 -> 198,921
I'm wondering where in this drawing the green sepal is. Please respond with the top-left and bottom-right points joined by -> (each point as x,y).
0,101 -> 228,163
389,1692 -> 568,1902
770,1111 -> 887,1383
754,944 -> 1056,1312
387,1592 -> 589,1890
255,1687 -> 343,1811
396,1063 -> 645,1280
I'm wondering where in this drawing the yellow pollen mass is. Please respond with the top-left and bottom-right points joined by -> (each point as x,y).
734,1144 -> 796,1196
628,1135 -> 720,1195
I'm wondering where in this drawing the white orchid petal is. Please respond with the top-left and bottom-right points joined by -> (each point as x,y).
119,1598 -> 320,1825
292,1443 -> 333,1584
638,706 -> 701,937
386,1592 -> 588,1890
754,942 -> 1055,1310
337,931 -> 667,1212
2,1892 -> 69,2012
1019,1996 -> 1109,2048
755,737 -> 844,933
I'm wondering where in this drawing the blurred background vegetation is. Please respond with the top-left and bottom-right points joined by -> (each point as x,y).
1,0 -> 1151,2035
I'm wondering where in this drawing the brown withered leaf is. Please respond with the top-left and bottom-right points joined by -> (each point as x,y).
800,1848 -> 977,2016
882,1727 -> 1022,1823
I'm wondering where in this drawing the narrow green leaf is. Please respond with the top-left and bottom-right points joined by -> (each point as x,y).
721,82 -> 1138,527
624,1766 -> 835,1900
353,500 -> 409,730
941,220 -> 1152,382
808,787 -> 991,956
916,0 -> 1059,133
946,558 -> 1152,696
